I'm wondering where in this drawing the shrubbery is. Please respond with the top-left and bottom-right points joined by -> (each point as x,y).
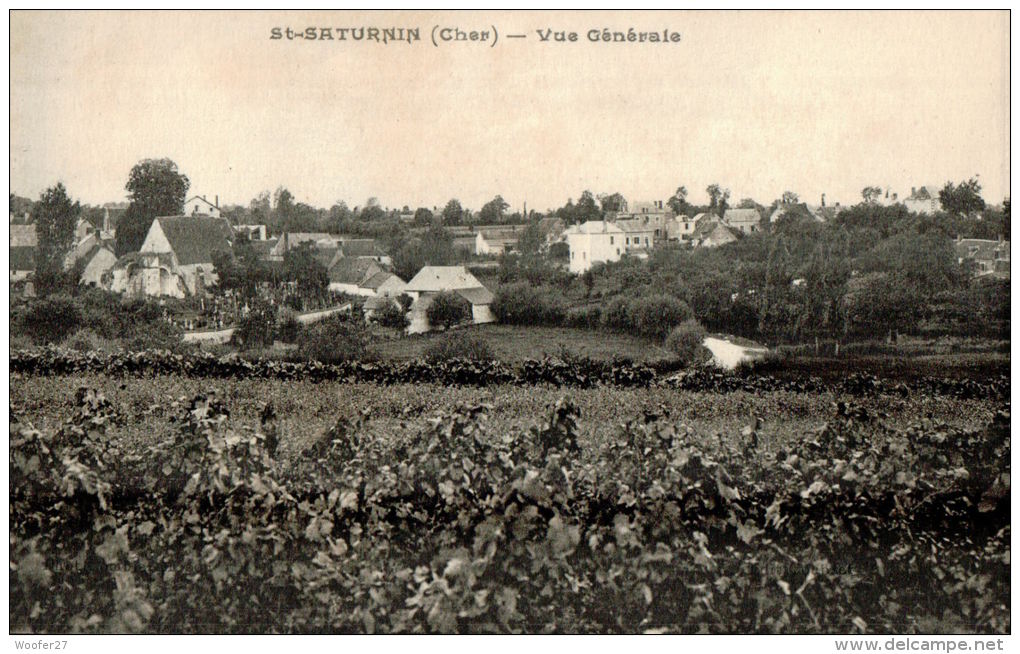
20,295 -> 83,344
298,312 -> 375,363
426,292 -> 472,331
492,283 -> 565,327
423,332 -> 495,363
276,309 -> 302,343
666,319 -> 709,366
232,300 -> 278,351
373,301 -> 409,330
564,305 -> 601,329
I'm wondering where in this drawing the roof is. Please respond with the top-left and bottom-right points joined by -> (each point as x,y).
113,251 -> 176,271
956,239 -> 1010,261
562,220 -> 624,236
329,257 -> 382,285
360,270 -> 404,290
477,227 -> 521,242
185,195 -> 219,210
614,219 -> 656,233
249,238 -> 278,258
10,245 -> 34,271
312,246 -> 340,268
285,232 -> 338,250
340,239 -> 386,257
404,265 -> 487,293
692,219 -> 741,243
769,203 -> 822,224
10,224 -> 37,247
722,208 -> 760,226
455,286 -> 495,305
154,215 -> 233,265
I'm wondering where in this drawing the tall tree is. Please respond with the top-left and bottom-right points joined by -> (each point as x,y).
706,184 -> 731,216
34,182 -> 81,289
441,199 -> 465,226
861,186 -> 884,204
939,178 -> 986,217
575,190 -> 601,222
781,191 -> 800,204
115,158 -> 189,255
478,195 -> 510,223
666,186 -> 690,215
598,192 -> 627,213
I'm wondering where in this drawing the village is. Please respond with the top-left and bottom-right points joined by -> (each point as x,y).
8,169 -> 1011,369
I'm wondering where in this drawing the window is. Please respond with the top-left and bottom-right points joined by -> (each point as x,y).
645,237 -> 649,246
616,248 -> 620,255
571,252 -> 574,260
610,236 -> 614,244
625,237 -> 630,245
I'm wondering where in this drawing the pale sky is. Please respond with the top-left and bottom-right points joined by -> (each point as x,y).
9,10 -> 1010,212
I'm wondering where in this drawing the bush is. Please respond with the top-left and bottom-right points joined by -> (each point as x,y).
373,301 -> 409,330
232,300 -> 278,350
564,305 -> 601,330
426,292 -> 472,331
665,319 -> 709,366
127,319 -> 183,351
492,283 -> 565,327
630,295 -> 693,339
423,332 -> 494,363
20,295 -> 82,344
600,297 -> 632,332
396,293 -> 414,312
298,312 -> 375,364
276,309 -> 302,343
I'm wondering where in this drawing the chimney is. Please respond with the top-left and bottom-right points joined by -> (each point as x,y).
911,187 -> 916,197
103,207 -> 110,232
821,193 -> 826,207
215,195 -> 219,208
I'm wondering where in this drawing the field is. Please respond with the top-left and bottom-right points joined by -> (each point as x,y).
9,355 -> 1010,634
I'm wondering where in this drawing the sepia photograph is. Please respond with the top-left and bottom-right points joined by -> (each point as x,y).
7,9 -> 1011,642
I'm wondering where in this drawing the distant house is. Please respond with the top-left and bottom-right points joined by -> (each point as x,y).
768,202 -> 823,225
235,224 -> 268,240
955,237 -> 1010,278
270,232 -> 340,260
563,220 -> 625,273
721,208 -> 762,234
327,256 -> 383,296
537,216 -> 566,244
691,217 -> 741,248
340,238 -> 391,265
614,219 -> 655,252
403,265 -> 495,333
184,195 -> 222,218
359,270 -> 406,297
610,201 -> 673,240
903,186 -> 943,215
122,215 -> 234,297
77,244 -> 118,287
666,214 -> 696,241
475,227 -> 520,255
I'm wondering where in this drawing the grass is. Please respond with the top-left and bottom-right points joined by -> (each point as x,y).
371,323 -> 675,364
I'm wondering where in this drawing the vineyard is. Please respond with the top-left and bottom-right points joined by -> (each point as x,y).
10,347 -> 1010,635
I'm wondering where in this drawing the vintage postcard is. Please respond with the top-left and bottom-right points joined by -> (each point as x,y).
8,9 -> 1010,644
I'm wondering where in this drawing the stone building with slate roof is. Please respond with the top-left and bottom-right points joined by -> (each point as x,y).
130,215 -> 234,296
404,265 -> 495,333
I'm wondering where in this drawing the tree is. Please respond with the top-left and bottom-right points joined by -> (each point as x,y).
939,178 -> 986,217
598,192 -> 627,213
413,207 -> 434,227
575,190 -> 601,223
861,186 -> 884,204
283,242 -> 328,299
781,191 -> 800,204
359,197 -> 386,222
34,183 -> 81,289
706,184 -> 730,215
516,222 -> 545,255
666,186 -> 690,215
441,199 -> 465,226
478,195 -> 510,223
115,158 -> 189,255
426,291 -> 471,330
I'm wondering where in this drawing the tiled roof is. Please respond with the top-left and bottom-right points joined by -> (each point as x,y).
329,257 -> 382,285
562,221 -> 624,236
455,286 -> 495,305
155,215 -> 233,265
10,224 -> 37,247
340,239 -> 386,257
360,270 -> 404,290
614,219 -> 656,233
404,265 -> 487,292
722,208 -> 760,226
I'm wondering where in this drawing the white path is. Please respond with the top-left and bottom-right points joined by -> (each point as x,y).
703,336 -> 769,370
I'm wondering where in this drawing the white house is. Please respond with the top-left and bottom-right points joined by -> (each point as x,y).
666,215 -> 696,241
184,195 -> 222,218
359,270 -> 406,297
475,227 -> 520,255
614,219 -> 655,252
327,256 -> 383,296
403,265 -> 495,333
903,186 -> 943,215
78,244 -> 118,287
563,221 -> 625,273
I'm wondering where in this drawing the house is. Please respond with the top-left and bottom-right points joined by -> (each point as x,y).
610,201 -> 673,240
359,270 -> 406,297
903,186 -> 943,215
77,244 -> 118,287
132,215 -> 234,296
327,256 -> 383,296
562,220 -> 625,273
614,219 -> 656,252
691,217 -> 741,248
235,224 -> 268,240
184,195 -> 222,218
666,214 -> 696,241
73,217 -> 96,243
403,265 -> 495,333
64,233 -> 100,270
721,208 -> 762,234
363,294 -> 400,322
269,232 -> 340,260
955,237 -> 1010,278
768,202 -> 823,225
340,239 -> 391,265
475,227 -> 520,255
